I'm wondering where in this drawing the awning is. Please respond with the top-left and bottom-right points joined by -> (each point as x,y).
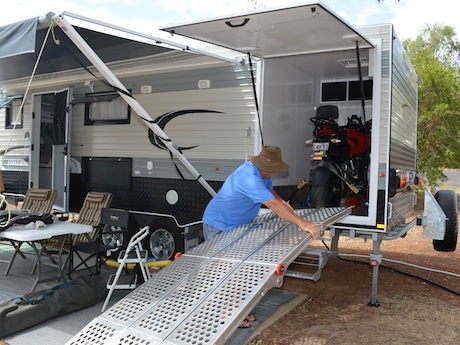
0,17 -> 38,59
0,13 -> 175,84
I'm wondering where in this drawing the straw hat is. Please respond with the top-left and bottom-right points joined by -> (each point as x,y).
249,146 -> 289,173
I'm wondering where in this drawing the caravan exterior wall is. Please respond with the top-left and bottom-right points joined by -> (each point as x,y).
0,52 -> 256,224
0,102 -> 32,193
359,24 -> 418,231
70,62 -> 255,224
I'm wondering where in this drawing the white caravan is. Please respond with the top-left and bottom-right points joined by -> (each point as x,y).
0,2 -> 456,305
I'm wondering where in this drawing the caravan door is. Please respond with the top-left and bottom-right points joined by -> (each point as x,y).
30,87 -> 73,212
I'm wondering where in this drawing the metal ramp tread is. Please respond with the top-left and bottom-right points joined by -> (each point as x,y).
66,207 -> 351,345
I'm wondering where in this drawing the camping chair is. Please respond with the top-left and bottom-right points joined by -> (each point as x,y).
67,192 -> 113,278
2,188 -> 57,274
21,189 -> 57,214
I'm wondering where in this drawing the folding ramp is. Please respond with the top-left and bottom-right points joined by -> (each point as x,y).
66,207 -> 351,345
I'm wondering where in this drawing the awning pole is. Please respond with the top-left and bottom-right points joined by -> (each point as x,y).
53,14 -> 217,197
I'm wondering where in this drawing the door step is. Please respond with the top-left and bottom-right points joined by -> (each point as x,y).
285,247 -> 329,281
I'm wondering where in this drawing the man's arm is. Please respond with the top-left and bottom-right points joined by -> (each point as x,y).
263,196 -> 319,239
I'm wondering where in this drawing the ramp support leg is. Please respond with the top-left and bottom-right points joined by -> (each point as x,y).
368,236 -> 383,307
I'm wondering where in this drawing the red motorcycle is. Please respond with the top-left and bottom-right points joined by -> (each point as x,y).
306,105 -> 371,208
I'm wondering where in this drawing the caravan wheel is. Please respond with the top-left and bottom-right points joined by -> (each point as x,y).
433,190 -> 458,252
145,220 -> 184,260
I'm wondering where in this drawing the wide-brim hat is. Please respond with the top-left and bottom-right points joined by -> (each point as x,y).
249,146 -> 289,173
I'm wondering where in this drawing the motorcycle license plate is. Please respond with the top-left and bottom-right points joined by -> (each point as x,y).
313,142 -> 330,151
312,142 -> 329,161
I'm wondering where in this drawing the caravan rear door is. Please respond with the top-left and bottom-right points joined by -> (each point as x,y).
160,2 -> 374,58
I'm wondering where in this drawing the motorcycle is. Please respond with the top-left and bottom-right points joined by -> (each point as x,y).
306,105 -> 371,208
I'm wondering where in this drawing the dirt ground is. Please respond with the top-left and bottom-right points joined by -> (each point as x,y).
249,190 -> 460,345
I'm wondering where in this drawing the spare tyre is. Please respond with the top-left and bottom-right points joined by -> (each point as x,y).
433,190 -> 458,252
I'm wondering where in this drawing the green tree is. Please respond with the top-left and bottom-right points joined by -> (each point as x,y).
403,24 -> 460,186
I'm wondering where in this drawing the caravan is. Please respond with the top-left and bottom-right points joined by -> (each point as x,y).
0,2 -> 456,307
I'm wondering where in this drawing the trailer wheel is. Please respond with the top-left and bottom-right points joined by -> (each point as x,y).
145,220 -> 184,260
433,190 -> 458,252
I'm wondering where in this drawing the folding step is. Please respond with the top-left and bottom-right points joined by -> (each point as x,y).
117,249 -> 148,263
285,247 -> 329,281
107,273 -> 138,289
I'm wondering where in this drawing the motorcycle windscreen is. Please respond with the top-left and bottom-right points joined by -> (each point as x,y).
160,2 -> 374,58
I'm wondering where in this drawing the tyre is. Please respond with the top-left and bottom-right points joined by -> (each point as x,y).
310,167 -> 342,208
101,214 -> 139,259
145,220 -> 184,260
433,190 -> 458,252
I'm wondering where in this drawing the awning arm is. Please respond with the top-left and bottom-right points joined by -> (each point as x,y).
62,11 -> 243,65
52,13 -> 217,197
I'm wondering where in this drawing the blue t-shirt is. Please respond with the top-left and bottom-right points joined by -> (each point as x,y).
203,161 -> 275,230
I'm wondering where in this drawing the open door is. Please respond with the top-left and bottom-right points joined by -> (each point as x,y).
160,2 -> 374,58
30,87 -> 72,212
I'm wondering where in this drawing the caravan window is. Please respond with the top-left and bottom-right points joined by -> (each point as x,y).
321,82 -> 347,102
5,98 -> 24,129
348,80 -> 373,100
84,91 -> 131,125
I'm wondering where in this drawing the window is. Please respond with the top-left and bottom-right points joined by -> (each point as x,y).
84,91 -> 131,125
348,80 -> 373,100
321,82 -> 347,102
5,97 -> 24,129
321,80 -> 373,102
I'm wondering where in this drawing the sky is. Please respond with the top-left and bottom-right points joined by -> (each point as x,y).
1,0 -> 459,43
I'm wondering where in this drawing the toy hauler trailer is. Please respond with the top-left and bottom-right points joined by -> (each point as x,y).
0,2 -> 456,306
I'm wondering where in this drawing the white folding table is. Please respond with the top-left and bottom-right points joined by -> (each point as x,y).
0,221 -> 92,291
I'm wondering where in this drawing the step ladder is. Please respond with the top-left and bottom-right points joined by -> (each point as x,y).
101,226 -> 151,312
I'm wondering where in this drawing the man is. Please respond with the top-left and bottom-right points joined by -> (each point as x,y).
202,146 -> 319,328
203,146 -> 319,240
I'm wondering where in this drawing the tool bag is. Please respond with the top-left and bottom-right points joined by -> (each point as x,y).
0,274 -> 106,338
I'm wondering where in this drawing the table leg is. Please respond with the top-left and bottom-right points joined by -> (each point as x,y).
29,241 -> 41,292
29,236 -> 68,292
4,241 -> 25,276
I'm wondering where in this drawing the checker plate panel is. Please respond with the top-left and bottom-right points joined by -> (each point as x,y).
66,207 -> 351,345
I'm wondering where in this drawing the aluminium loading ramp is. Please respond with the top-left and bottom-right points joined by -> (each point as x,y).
66,207 -> 351,345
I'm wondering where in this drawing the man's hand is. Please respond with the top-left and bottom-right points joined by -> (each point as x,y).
299,220 -> 319,240
264,198 -> 320,239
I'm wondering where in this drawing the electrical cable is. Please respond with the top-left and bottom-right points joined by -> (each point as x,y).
0,194 -> 11,228
336,253 -> 460,297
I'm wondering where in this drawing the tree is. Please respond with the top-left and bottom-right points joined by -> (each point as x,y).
404,24 -> 460,68
403,24 -> 460,186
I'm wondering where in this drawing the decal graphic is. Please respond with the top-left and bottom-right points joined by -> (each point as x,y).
148,109 -> 223,151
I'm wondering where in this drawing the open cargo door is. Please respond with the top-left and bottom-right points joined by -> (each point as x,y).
160,2 -> 374,58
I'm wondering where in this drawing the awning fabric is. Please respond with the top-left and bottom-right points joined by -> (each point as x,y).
0,17 -> 39,59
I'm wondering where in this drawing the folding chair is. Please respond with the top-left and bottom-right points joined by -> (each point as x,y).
21,189 -> 57,214
3,189 -> 57,274
67,192 -> 113,278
